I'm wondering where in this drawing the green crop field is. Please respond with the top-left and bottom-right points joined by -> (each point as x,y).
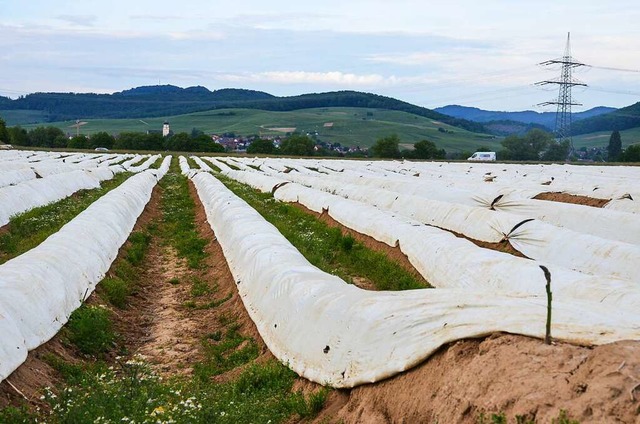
17,107 -> 501,152
572,127 -> 640,149
0,109 -> 50,126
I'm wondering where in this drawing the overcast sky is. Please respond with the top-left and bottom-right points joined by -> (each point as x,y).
1,0 -> 639,111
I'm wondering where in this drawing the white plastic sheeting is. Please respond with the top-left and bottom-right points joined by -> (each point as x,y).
150,155 -> 172,180
228,173 -> 640,314
179,156 -> 199,179
0,169 -> 37,189
0,168 -> 118,227
241,161 -> 640,282
0,170 -> 159,382
126,154 -> 161,173
191,171 -> 640,388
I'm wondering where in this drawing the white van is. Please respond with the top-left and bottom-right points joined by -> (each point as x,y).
468,151 -> 496,161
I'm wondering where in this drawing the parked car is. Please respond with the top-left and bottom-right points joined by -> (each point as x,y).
468,151 -> 496,161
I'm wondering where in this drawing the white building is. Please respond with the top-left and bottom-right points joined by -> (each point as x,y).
162,121 -> 170,137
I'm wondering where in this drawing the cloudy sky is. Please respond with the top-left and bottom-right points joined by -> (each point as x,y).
1,0 -> 639,111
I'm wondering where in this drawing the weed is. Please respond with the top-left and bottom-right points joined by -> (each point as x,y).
552,410 -> 580,424
168,277 -> 180,285
0,405 -> 32,423
100,276 -> 129,308
194,324 -> 259,380
125,231 -> 151,266
66,305 -> 114,355
190,276 -> 211,297
42,353 -> 90,385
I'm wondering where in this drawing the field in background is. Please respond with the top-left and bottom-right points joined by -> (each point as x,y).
572,126 -> 640,149
16,107 -> 500,152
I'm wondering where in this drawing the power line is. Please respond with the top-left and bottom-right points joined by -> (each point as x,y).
535,33 -> 587,152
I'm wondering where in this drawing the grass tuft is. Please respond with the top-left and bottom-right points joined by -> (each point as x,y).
66,305 -> 114,356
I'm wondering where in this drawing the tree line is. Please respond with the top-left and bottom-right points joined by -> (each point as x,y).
2,118 -> 639,162
0,122 -> 224,153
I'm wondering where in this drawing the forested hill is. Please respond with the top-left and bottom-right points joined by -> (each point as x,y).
571,102 -> 640,135
435,105 -> 616,129
1,85 -> 486,133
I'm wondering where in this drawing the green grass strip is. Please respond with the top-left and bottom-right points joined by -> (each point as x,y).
218,175 -> 428,291
159,161 -> 207,268
0,172 -> 132,264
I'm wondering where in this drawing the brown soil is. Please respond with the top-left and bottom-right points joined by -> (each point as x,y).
433,226 -> 529,259
533,192 -> 610,208
314,334 -> 640,424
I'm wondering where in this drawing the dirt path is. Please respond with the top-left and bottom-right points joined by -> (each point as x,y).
118,179 -> 270,377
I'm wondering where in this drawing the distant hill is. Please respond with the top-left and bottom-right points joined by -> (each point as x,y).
20,107 -> 501,152
0,85 -> 486,134
482,120 -> 549,136
571,102 -> 640,135
434,105 -> 616,129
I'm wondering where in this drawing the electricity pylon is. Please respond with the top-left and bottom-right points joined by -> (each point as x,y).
536,33 -> 587,153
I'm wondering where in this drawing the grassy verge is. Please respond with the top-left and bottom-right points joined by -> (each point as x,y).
0,172 -> 132,264
218,175 -> 427,291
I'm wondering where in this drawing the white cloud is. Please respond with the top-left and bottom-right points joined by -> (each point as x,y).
364,52 -> 446,66
166,31 -> 225,41
217,71 -> 392,86
55,14 -> 98,27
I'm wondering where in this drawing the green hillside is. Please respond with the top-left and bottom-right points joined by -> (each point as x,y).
572,127 -> 640,149
19,107 -> 499,152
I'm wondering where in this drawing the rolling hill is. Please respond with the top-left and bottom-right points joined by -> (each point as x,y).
571,101 -> 640,135
18,107 -> 501,152
0,85 -> 485,134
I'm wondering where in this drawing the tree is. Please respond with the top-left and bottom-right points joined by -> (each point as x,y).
90,132 -> 115,149
166,132 -> 195,151
279,134 -> 315,156
52,135 -> 68,148
68,135 -> 89,149
409,139 -> 446,160
0,118 -> 8,143
621,144 -> 640,162
371,134 -> 401,158
247,138 -> 275,154
8,126 -> 28,146
27,126 -> 65,147
541,140 -> 570,162
192,134 -> 224,152
501,129 -> 552,161
607,130 -> 622,161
